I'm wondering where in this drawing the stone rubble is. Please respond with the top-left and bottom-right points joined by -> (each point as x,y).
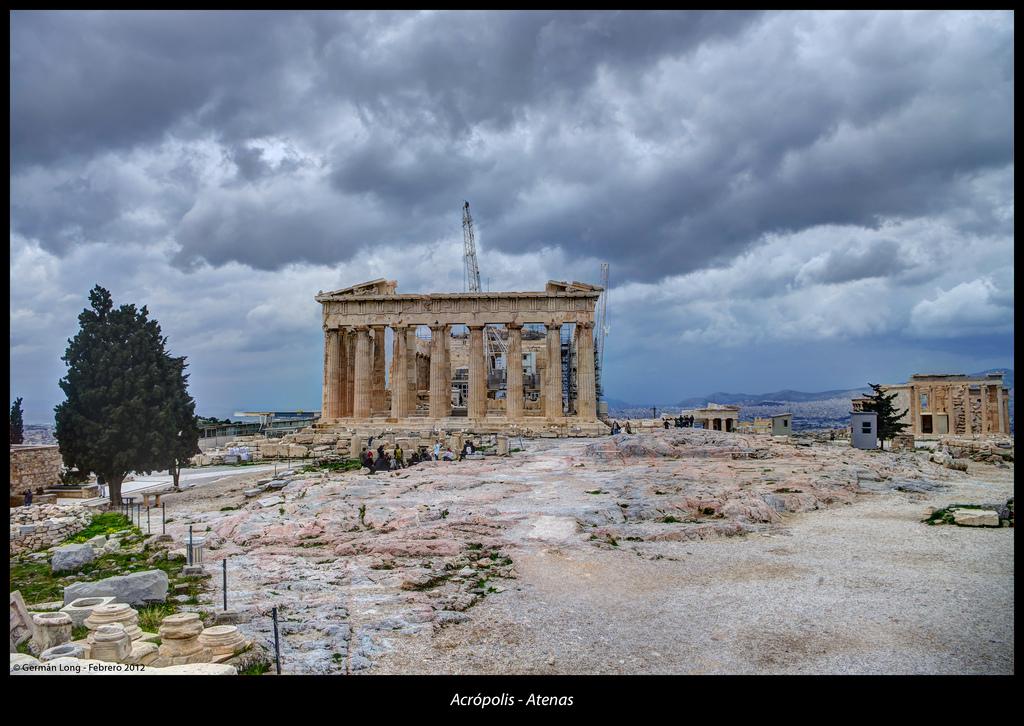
63,569 -> 169,606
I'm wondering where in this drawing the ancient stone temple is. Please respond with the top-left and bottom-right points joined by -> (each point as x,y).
687,404 -> 741,432
852,373 -> 1011,436
314,278 -> 607,436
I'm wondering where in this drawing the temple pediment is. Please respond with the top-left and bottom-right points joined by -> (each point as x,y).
545,280 -> 604,293
323,279 -> 398,297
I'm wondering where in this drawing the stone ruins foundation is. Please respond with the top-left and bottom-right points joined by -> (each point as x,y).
314,278 -> 608,437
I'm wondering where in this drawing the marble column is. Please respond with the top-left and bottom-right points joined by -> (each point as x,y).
429,325 -> 450,419
980,384 -> 990,433
468,325 -> 487,420
575,321 -> 597,420
406,327 -> 418,412
353,326 -> 372,419
335,328 -> 348,419
443,327 -> 452,407
343,330 -> 356,418
910,384 -> 919,435
962,384 -> 972,435
371,325 -> 387,414
391,324 -> 409,419
506,323 -> 523,421
996,385 -> 1005,433
321,328 -> 340,420
545,322 -> 563,419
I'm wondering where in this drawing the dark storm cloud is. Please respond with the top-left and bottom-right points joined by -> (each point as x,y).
9,10 -> 1014,287
803,239 -> 909,285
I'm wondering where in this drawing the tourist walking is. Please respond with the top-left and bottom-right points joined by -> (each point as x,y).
394,444 -> 404,468
433,441 -> 441,460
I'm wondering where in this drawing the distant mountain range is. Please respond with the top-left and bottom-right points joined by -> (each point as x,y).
607,368 -> 1013,428
608,368 -> 1012,410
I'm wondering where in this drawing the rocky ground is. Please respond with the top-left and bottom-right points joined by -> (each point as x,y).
155,430 -> 1014,675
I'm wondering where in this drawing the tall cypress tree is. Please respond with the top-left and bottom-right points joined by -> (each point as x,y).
55,286 -> 186,506
161,355 -> 201,490
863,382 -> 910,449
10,397 -> 24,445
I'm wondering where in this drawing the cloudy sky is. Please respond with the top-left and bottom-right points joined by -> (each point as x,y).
10,10 -> 1014,422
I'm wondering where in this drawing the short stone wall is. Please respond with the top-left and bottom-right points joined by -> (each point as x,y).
941,436 -> 1014,463
10,445 -> 63,496
890,434 -> 916,451
10,503 -> 92,555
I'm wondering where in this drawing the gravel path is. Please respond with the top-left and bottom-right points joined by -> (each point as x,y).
372,457 -> 1013,675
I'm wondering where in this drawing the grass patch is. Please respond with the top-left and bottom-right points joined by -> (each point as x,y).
66,512 -> 137,543
301,459 -> 363,474
11,531 -> 194,608
585,489 -> 604,495
219,505 -> 239,511
466,542 -> 482,551
9,560 -> 63,603
72,625 -> 89,641
774,487 -> 802,494
138,603 -> 177,632
924,504 -> 1007,527
240,659 -> 272,675
659,516 -> 683,524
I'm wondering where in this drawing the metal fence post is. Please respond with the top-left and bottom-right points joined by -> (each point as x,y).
147,506 -> 151,535
188,525 -> 193,566
162,502 -> 166,534
272,606 -> 282,674
222,558 -> 228,611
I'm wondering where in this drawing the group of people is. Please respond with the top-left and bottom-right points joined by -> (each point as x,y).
664,415 -> 695,428
610,415 -> 696,435
360,438 -> 481,473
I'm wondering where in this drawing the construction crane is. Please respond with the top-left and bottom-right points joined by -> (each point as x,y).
462,201 -> 482,293
461,202 -> 507,380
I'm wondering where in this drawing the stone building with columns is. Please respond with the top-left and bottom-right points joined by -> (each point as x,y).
852,372 -> 1011,437
314,278 -> 608,436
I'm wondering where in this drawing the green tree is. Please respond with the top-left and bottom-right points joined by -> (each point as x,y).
10,397 -> 24,445
54,286 -> 190,506
863,382 -> 910,449
161,356 -> 201,490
